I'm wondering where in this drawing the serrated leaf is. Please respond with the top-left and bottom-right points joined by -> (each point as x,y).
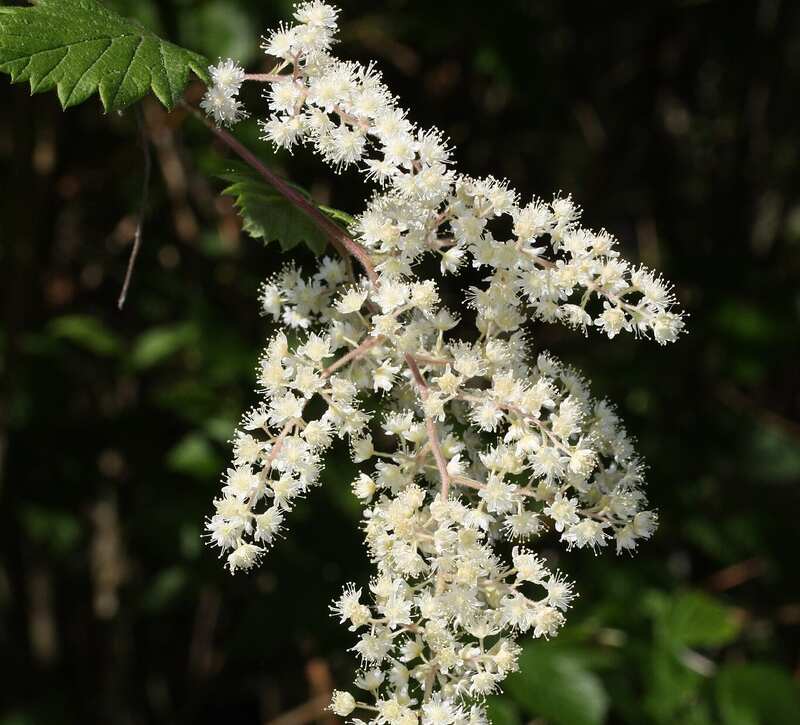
0,0 -> 209,112
220,167 -> 344,256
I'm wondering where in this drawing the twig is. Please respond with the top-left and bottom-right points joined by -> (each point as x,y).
245,73 -> 287,83
322,335 -> 384,378
117,106 -> 152,310
706,557 -> 766,592
182,103 -> 379,286
404,353 -> 451,503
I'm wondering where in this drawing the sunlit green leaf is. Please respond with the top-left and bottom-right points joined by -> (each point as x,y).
0,0 -> 208,112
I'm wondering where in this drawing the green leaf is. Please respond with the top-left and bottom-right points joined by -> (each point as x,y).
0,0 -> 209,112
716,663 -> 800,725
130,323 -> 198,370
48,314 -> 122,356
659,591 -> 741,649
221,167 -> 354,256
167,433 -> 221,478
644,647 -> 704,722
504,642 -> 609,725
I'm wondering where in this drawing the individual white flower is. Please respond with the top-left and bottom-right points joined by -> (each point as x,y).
226,543 -> 264,573
351,436 -> 375,463
297,333 -> 332,363
210,58 -> 245,93
355,669 -> 385,691
373,360 -> 401,392
422,694 -> 457,725
512,547 -> 547,584
375,283 -> 409,313
561,519 -> 608,552
595,302 -> 630,338
336,287 -> 369,314
545,571 -> 576,611
329,690 -> 356,717
331,583 -> 371,629
543,494 -> 580,532
532,604 -> 565,638
200,84 -> 247,127
478,475 -> 517,514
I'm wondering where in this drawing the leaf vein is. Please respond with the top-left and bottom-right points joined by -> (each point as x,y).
64,36 -> 114,106
108,34 -> 144,111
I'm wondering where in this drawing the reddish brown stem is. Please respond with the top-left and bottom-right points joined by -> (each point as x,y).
322,335 -> 384,378
183,103 -> 378,286
243,73 -> 286,83
404,353 -> 428,391
404,353 -> 450,504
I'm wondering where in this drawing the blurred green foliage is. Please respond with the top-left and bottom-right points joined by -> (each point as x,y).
1,0 -> 798,723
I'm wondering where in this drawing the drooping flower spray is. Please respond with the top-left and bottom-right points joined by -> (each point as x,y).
203,3 -> 684,722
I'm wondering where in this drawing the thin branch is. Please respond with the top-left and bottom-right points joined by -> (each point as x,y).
244,73 -> 287,83
413,353 -> 450,366
426,414 -> 451,503
249,419 -> 295,511
182,103 -> 379,286
404,353 -> 428,391
706,557 -> 766,592
404,353 -> 450,503
117,106 -> 152,310
322,334 -> 384,378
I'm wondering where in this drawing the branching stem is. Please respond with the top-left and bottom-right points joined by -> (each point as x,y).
322,335 -> 384,378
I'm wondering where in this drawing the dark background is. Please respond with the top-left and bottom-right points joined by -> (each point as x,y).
1,0 -> 799,723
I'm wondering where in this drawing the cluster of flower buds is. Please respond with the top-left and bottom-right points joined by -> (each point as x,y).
204,2 -> 682,722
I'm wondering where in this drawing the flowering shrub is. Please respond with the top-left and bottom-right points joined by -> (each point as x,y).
0,1 -> 685,722
200,3 -> 684,722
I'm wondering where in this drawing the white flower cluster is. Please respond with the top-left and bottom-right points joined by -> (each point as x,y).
201,58 -> 247,126
204,2 -> 682,722
250,1 -> 685,344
